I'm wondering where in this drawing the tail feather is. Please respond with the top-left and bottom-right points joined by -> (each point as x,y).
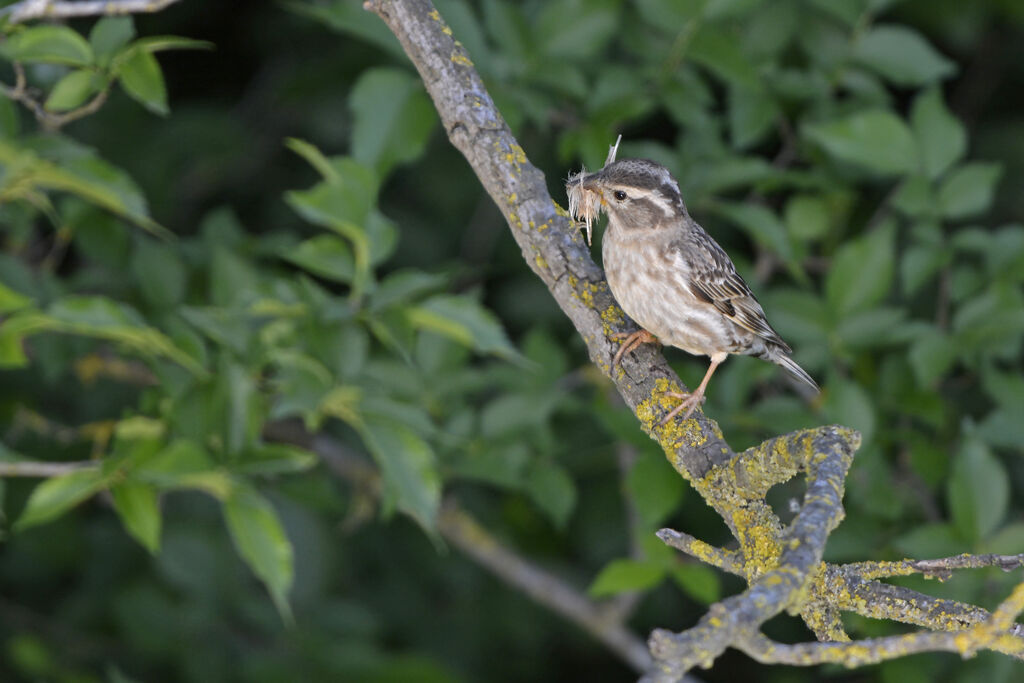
772,353 -> 820,393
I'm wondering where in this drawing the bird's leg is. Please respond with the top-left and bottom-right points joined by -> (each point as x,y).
611,329 -> 658,367
659,352 -> 727,425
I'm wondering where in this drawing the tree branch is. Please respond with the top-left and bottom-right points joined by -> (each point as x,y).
0,460 -> 95,477
263,419 -> 659,676
1,0 -> 182,22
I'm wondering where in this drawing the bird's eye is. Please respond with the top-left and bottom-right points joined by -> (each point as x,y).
613,190 -> 627,201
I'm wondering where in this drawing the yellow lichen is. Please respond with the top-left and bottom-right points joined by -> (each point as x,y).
451,53 -> 473,67
505,143 -> 527,165
552,201 -> 570,218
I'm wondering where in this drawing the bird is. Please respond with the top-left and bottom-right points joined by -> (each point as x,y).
566,157 -> 819,424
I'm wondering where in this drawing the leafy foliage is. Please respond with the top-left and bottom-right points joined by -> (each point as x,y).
0,2 -> 1022,682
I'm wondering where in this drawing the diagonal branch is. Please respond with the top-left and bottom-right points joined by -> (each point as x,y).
361,0 -> 861,676
263,419 -> 659,676
356,1 -> 1019,680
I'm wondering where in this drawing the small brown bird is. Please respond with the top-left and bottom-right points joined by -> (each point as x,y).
567,157 -> 818,423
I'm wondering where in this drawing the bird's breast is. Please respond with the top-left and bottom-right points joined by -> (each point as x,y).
602,229 -> 751,357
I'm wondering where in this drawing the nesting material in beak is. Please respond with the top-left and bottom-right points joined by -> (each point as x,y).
566,169 -> 600,245
565,135 -> 622,246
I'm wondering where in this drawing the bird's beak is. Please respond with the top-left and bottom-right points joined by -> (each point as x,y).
580,173 -> 602,192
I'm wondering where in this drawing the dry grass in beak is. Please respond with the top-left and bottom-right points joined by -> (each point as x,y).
566,169 -> 601,245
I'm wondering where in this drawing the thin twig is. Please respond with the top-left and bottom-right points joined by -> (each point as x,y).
840,553 -> 1024,581
656,529 -> 744,576
1,0 -> 182,22
0,460 -> 95,477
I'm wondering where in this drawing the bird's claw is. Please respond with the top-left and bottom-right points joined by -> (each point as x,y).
658,391 -> 706,425
611,330 -> 658,367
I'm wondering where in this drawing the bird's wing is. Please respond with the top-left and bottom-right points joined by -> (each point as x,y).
673,229 -> 792,353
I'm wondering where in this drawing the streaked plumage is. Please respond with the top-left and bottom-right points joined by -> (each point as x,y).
567,158 -> 818,422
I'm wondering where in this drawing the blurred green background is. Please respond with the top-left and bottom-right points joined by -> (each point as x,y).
1,0 -> 1023,681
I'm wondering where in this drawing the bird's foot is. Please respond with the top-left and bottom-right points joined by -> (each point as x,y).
658,390 -> 706,425
611,329 -> 658,367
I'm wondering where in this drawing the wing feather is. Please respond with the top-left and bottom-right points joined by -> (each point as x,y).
673,228 -> 792,352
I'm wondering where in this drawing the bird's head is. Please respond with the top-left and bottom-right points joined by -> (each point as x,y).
566,159 -> 687,244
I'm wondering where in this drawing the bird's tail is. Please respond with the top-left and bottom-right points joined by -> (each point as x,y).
771,352 -> 820,393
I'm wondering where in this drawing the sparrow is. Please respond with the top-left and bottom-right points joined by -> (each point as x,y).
566,157 -> 818,423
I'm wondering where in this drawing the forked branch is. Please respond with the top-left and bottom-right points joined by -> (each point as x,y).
363,0 -> 1024,679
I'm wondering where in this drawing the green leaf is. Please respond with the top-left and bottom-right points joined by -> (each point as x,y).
835,307 -> 908,348
900,242 -> 947,296
635,0 -> 704,26
14,467 -> 107,530
232,444 -> 318,476
536,0 -> 618,60
5,300 -> 186,369
118,49 -> 168,115
2,25 -> 94,66
135,439 -> 216,486
0,281 -> 32,313
980,522 -> 1024,555
951,286 -> 1024,358
209,248 -> 259,308
525,460 -> 576,529
728,85 -> 777,149
408,294 -> 522,362
891,175 -> 933,218
285,137 -> 340,184
892,522 -> 962,558
670,564 -> 721,604
223,485 -> 294,622
124,36 -> 215,54
89,17 -> 136,64
286,0 -> 405,60
0,96 -> 19,138
784,194 -> 830,241
284,164 -> 381,296
349,68 -> 437,175
713,202 -> 802,278
45,70 -> 102,112
825,219 -> 895,315
948,436 -> 1008,543
0,139 -> 167,238
852,25 -> 956,86
111,480 -> 161,554
689,27 -> 760,90
480,393 -> 557,438
131,239 -> 186,308
937,163 -> 1002,219
824,380 -> 876,446
911,87 -> 966,180
908,330 -> 957,387
360,416 -> 441,531
368,269 -> 447,311
805,109 -> 917,176
626,450 -> 684,528
589,559 -> 665,597
282,235 -> 355,283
